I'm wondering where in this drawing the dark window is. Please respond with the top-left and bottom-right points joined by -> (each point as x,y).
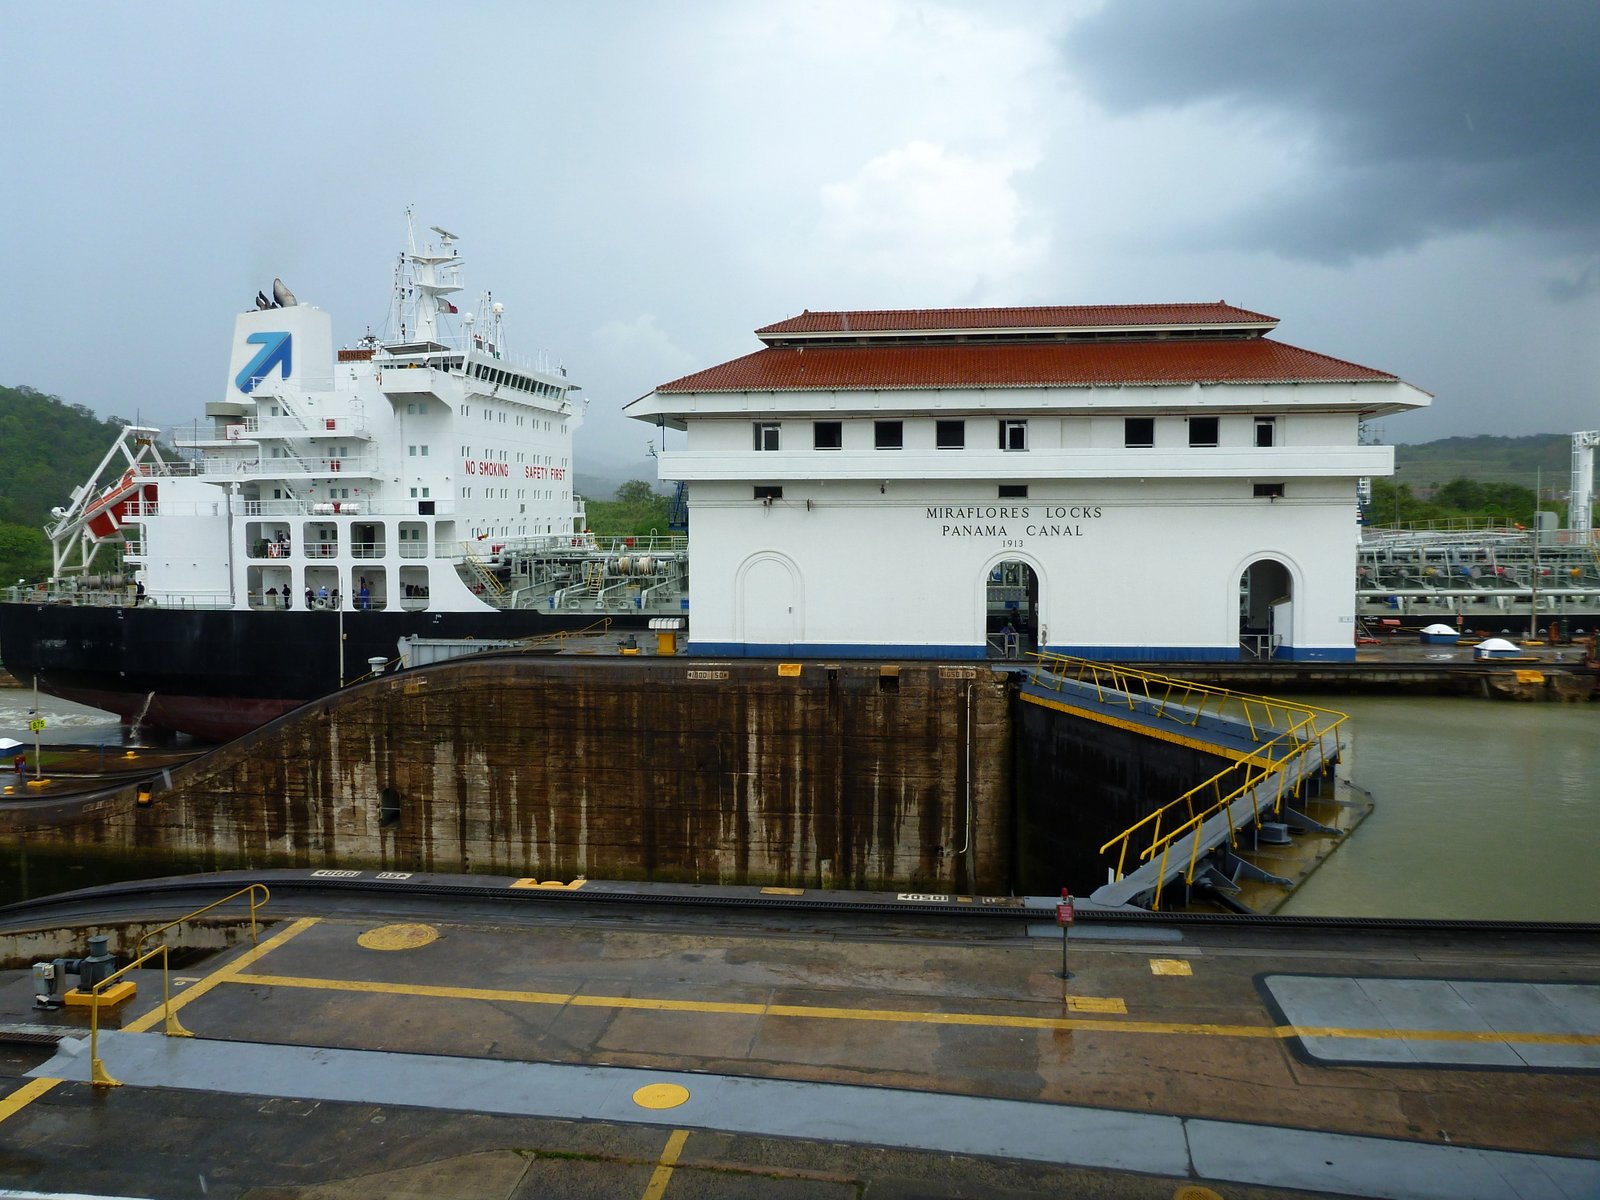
813,421 -> 842,450
999,420 -> 1027,451
1125,417 -> 1154,447
380,787 -> 401,828
936,420 -> 965,449
1255,417 -> 1276,448
998,484 -> 1029,499
754,485 -> 784,500
874,420 -> 903,449
754,422 -> 781,451
1188,416 -> 1219,447
1254,482 -> 1285,498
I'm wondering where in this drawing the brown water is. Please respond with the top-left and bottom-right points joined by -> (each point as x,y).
1280,694 -> 1600,922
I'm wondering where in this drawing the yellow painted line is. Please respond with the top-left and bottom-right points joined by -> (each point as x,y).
1150,958 -> 1193,976
1067,996 -> 1128,1014
0,1077 -> 61,1125
124,916 -> 321,1034
216,970 -> 1600,1047
641,1128 -> 690,1200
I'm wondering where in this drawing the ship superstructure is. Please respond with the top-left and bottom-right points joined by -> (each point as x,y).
2,215 -> 687,740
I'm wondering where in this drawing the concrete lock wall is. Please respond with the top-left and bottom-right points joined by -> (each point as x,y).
2,659 -> 1015,893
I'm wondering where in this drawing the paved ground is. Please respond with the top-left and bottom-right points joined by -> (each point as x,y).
1,891 -> 1598,1199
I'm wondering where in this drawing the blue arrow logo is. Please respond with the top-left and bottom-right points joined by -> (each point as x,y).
235,331 -> 293,393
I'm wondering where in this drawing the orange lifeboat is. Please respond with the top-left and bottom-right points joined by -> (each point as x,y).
83,468 -> 156,540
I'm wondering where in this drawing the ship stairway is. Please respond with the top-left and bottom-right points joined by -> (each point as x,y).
462,549 -> 506,595
1022,654 -> 1347,912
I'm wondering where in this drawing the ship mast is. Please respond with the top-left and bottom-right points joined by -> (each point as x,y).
393,205 -> 465,347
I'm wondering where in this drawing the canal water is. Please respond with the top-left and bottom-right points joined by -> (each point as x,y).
1,692 -> 1596,922
1279,694 -> 1600,924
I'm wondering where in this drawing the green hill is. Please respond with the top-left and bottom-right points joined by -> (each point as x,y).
1392,434 -> 1575,493
0,384 -> 140,585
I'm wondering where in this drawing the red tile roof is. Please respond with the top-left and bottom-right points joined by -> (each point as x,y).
656,338 -> 1398,394
755,302 -> 1277,338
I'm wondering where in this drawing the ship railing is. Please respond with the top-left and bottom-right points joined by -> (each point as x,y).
350,542 -> 387,560
399,543 -> 428,559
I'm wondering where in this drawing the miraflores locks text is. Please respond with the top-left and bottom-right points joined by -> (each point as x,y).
925,505 -> 1104,541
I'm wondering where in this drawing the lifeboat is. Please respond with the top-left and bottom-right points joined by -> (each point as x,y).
84,468 -> 156,540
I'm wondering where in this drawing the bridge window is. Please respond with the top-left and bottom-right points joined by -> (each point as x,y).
814,421 -> 842,450
936,420 -> 965,449
754,422 -> 781,451
1188,417 -> 1218,447
999,484 -> 1028,499
1256,417 -> 1276,448
1125,418 -> 1154,448
999,420 -> 1027,451
874,420 -> 903,450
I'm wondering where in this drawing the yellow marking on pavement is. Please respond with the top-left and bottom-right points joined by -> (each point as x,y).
357,923 -> 439,951
217,969 -> 1600,1048
0,1077 -> 61,1125
124,916 -> 320,1034
1150,958 -> 1193,976
510,877 -> 586,889
641,1128 -> 690,1200
1067,996 -> 1128,1014
633,1083 -> 690,1110
760,886 -> 804,895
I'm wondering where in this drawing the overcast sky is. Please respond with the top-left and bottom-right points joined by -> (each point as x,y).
3,0 -> 1596,485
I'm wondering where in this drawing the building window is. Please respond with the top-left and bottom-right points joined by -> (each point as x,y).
1254,482 -> 1285,498
814,421 -> 842,450
1256,417 -> 1276,448
874,420 -> 903,449
998,484 -> 1028,499
754,485 -> 783,501
999,420 -> 1027,451
754,422 -> 781,451
936,420 -> 965,449
1188,417 -> 1219,447
1125,417 -> 1154,448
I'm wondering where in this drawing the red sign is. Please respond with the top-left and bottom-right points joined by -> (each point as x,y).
1056,900 -> 1075,926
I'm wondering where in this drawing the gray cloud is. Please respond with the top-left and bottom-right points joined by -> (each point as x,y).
1064,0 -> 1600,276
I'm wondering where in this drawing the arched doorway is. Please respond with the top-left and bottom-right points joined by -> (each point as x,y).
986,559 -> 1039,657
1239,559 -> 1293,659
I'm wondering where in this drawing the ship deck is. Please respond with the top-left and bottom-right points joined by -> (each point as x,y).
2,875 -> 1597,1198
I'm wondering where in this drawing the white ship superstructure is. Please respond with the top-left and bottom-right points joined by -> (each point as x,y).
130,216 -> 584,613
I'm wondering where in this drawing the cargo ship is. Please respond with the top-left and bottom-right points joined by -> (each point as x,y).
0,213 -> 687,740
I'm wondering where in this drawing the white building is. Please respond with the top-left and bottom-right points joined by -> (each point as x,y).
627,304 -> 1430,662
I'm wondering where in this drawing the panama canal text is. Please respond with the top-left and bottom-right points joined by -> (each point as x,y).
926,505 -> 1103,543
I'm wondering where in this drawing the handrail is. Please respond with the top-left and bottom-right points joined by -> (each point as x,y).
89,942 -> 193,1087
133,883 -> 270,960
1038,652 -> 1348,910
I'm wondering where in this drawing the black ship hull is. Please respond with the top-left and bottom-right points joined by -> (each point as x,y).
0,601 -> 643,742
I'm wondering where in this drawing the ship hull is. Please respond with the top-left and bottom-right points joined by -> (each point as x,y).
0,601 -> 650,741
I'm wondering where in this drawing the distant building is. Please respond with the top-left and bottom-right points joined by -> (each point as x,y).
627,304 -> 1430,661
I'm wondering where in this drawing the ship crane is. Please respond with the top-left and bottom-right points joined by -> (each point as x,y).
1572,430 -> 1598,539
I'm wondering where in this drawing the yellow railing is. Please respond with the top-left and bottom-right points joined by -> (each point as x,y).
87,885 -> 272,1087
1099,718 -> 1341,910
1028,654 -> 1348,910
88,943 -> 193,1087
133,883 -> 271,959
1029,651 -> 1344,744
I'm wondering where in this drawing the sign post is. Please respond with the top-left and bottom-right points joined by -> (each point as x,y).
1055,889 -> 1075,980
